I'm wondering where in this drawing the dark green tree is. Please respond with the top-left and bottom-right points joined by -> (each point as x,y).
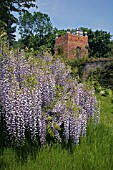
0,0 -> 36,45
18,11 -> 53,51
19,11 -> 52,39
110,40 -> 113,57
81,28 -> 112,58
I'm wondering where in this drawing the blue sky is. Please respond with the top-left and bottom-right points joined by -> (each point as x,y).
15,0 -> 113,39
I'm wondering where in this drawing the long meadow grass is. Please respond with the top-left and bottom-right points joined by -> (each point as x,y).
0,94 -> 113,170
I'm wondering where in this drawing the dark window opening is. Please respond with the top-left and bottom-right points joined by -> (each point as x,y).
76,47 -> 81,58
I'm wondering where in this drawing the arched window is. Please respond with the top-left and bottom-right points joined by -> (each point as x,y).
57,45 -> 64,55
76,47 -> 81,58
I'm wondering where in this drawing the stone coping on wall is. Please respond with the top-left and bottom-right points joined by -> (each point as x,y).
86,57 -> 113,63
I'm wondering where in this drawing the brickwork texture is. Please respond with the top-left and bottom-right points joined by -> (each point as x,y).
54,33 -> 88,59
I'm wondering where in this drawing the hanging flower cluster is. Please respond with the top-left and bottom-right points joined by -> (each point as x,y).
0,49 -> 100,145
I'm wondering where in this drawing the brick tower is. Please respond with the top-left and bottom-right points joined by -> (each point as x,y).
54,28 -> 88,59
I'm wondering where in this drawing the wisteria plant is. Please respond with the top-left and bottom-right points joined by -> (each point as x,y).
0,47 -> 100,147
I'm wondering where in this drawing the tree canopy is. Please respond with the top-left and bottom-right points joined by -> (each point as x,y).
0,0 -> 36,45
81,28 -> 112,58
17,11 -> 54,52
19,11 -> 52,39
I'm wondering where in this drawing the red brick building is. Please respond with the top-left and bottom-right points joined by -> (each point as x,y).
54,29 -> 88,59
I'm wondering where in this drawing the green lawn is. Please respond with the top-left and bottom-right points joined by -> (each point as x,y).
0,94 -> 113,170
97,95 -> 113,129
